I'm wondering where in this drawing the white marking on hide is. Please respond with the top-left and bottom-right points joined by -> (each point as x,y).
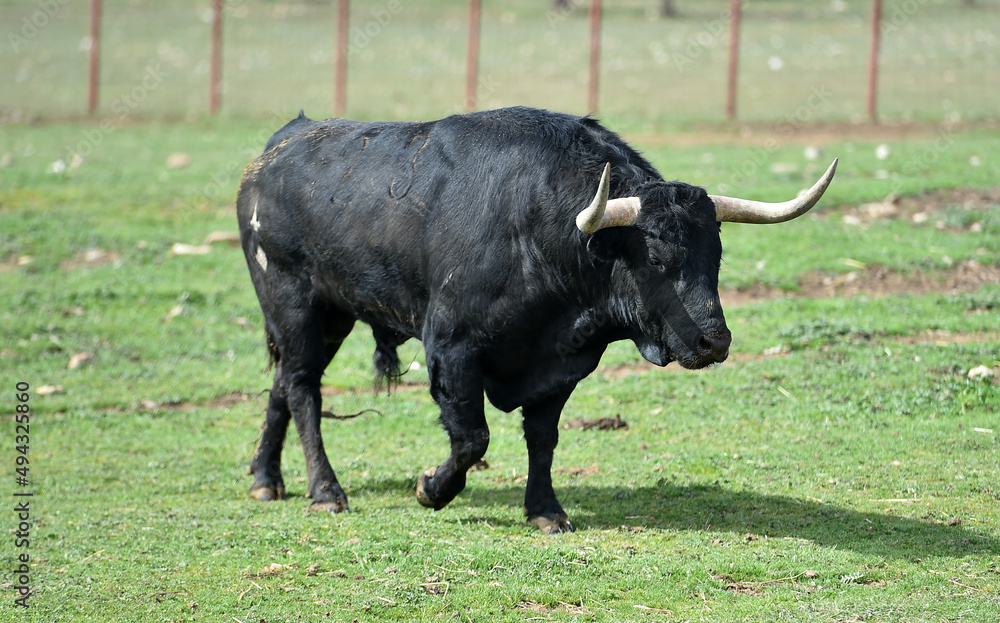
250,200 -> 261,233
255,245 -> 268,271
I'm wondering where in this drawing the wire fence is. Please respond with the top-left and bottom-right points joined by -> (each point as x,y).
3,0 -> 998,126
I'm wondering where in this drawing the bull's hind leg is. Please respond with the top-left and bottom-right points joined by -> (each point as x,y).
522,389 -> 575,533
250,273 -> 355,512
286,361 -> 350,513
249,339 -> 344,504
248,362 -> 291,502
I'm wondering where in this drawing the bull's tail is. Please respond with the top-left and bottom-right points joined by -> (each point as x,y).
264,325 -> 280,371
372,326 -> 406,390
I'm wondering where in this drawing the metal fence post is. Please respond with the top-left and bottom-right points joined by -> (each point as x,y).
725,0 -> 741,121
210,0 -> 223,115
588,0 -> 602,112
335,0 -> 349,116
868,0 -> 882,123
465,0 -> 482,112
88,0 -> 101,115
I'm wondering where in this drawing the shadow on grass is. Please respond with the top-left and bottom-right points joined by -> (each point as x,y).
351,477 -> 998,560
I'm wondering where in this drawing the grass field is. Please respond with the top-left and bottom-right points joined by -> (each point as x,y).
2,2 -> 1000,621
2,112 -> 999,621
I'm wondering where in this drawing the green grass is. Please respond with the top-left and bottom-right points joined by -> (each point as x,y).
2,115 -> 999,619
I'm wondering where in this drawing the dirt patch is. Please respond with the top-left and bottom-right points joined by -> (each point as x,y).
563,414 -> 628,431
715,575 -> 767,596
516,600 -> 592,617
517,600 -> 552,614
134,391 -> 255,413
836,187 -> 1000,228
894,330 -> 1000,346
320,382 -> 428,397
722,260 -> 1000,307
554,465 -> 600,477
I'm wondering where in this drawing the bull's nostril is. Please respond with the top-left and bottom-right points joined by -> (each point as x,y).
696,335 -> 713,355
697,332 -> 731,362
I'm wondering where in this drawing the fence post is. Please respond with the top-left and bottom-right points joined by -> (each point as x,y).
867,0 -> 882,123
210,0 -> 223,115
725,0 -> 741,121
88,0 -> 101,115
465,0 -> 482,112
335,0 -> 349,116
588,0 -> 602,112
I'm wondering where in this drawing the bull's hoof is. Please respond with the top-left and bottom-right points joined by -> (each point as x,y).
308,497 -> 350,513
306,482 -> 351,513
415,467 -> 446,510
249,483 -> 285,502
527,514 -> 575,534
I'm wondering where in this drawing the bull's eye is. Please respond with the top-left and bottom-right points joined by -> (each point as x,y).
647,252 -> 662,267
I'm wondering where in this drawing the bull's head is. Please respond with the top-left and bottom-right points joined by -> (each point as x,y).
577,159 -> 837,369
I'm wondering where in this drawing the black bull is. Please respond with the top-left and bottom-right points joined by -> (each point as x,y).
236,106 -> 836,533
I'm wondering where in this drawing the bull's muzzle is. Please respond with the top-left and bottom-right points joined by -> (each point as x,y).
695,329 -> 731,364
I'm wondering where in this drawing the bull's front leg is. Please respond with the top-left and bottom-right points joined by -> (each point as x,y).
416,346 -> 489,511
521,389 -> 575,533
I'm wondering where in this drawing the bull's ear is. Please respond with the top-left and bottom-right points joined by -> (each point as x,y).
586,228 -> 638,263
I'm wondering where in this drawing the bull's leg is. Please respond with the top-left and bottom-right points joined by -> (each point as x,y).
248,364 -> 291,501
249,336 -> 348,509
415,348 -> 489,511
522,389 -> 575,533
286,365 -> 350,512
251,269 -> 354,512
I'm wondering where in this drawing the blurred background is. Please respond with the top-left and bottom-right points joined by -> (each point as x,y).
3,0 -> 998,129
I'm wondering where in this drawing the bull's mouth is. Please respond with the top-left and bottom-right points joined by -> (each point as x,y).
677,353 -> 727,370
677,340 -> 730,369
635,334 -> 730,370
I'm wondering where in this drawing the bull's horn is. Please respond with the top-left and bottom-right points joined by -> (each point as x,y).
711,158 -> 838,224
576,163 -> 643,234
